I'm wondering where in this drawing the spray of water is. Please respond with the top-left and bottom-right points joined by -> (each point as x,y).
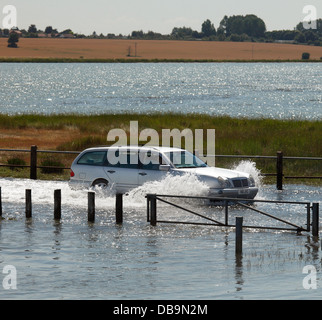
231,160 -> 263,198
126,172 -> 210,206
0,173 -> 209,210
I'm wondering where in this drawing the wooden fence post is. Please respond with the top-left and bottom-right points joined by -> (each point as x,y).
235,217 -> 243,255
150,194 -> 157,226
54,189 -> 61,220
312,203 -> 319,237
30,145 -> 38,180
224,200 -> 229,226
88,192 -> 95,222
276,151 -> 283,190
25,189 -> 32,218
115,194 -> 123,224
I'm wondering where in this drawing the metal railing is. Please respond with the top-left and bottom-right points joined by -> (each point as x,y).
146,194 -> 320,236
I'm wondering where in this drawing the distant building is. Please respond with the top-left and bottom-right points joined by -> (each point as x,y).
58,33 -> 75,39
274,40 -> 295,44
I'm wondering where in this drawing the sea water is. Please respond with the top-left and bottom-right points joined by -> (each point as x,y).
0,62 -> 321,119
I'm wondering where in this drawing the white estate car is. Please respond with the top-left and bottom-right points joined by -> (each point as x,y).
69,146 -> 258,199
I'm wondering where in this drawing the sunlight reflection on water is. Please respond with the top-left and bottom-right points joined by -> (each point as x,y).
0,63 -> 321,119
0,176 -> 320,299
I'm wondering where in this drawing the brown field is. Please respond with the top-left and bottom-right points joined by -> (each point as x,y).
1,38 -> 322,60
0,128 -> 82,150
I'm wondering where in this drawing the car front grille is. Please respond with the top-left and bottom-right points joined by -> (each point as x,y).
232,178 -> 249,188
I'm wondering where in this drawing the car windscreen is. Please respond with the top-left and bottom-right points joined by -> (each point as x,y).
164,151 -> 207,168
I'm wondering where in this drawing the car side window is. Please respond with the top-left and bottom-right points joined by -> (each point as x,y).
139,151 -> 162,170
77,151 -> 106,166
106,149 -> 140,169
119,151 -> 139,169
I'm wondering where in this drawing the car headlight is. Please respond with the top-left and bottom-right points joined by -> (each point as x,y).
248,175 -> 255,187
218,176 -> 231,188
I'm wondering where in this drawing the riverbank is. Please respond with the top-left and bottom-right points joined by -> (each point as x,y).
1,38 -> 322,61
0,113 -> 320,183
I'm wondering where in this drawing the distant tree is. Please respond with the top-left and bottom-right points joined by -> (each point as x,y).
304,30 -> 318,42
131,30 -> 144,38
61,29 -> 73,34
294,32 -> 306,43
218,15 -> 229,35
171,26 -> 195,39
45,26 -> 53,34
2,28 -> 9,36
201,19 -> 216,37
218,14 -> 266,38
7,32 -> 19,47
296,19 -> 322,35
28,24 -> 37,33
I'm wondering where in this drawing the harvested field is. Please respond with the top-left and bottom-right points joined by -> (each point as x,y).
0,128 -> 82,150
0,38 -> 322,61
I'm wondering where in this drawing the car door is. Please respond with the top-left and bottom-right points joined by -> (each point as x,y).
138,150 -> 169,186
104,148 -> 139,192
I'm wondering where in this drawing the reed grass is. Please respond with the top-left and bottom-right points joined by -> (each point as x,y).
0,113 -> 320,183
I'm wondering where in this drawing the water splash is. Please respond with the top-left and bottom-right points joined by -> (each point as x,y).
231,160 -> 263,198
126,173 -> 209,206
0,174 -> 209,210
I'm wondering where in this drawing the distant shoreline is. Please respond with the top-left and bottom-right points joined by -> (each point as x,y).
0,57 -> 321,63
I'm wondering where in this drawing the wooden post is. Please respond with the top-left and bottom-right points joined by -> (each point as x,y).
150,194 -> 157,226
224,200 -> 229,226
276,151 -> 283,190
54,189 -> 61,220
115,194 -> 123,224
88,192 -> 95,222
25,189 -> 32,218
147,195 -> 151,222
235,217 -> 243,255
312,203 -> 319,237
30,145 -> 38,180
0,187 -> 2,218
306,203 -> 311,232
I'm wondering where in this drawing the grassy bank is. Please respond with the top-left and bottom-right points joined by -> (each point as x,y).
0,113 -> 321,184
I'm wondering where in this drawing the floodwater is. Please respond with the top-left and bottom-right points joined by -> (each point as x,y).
0,162 -> 321,300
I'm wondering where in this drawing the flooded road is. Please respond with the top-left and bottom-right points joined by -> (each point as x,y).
0,175 -> 321,300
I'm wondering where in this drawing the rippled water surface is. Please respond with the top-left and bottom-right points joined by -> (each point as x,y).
0,63 -> 321,119
0,172 -> 321,300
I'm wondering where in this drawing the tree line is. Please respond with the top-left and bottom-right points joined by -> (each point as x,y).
1,14 -> 322,46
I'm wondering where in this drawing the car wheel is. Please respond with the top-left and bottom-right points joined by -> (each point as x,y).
92,179 -> 109,189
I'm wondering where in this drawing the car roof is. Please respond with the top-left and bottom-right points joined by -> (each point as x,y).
82,145 -> 185,153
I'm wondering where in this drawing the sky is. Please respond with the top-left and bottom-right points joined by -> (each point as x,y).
1,0 -> 322,35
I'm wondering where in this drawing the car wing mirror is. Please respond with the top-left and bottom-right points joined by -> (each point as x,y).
159,164 -> 170,171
